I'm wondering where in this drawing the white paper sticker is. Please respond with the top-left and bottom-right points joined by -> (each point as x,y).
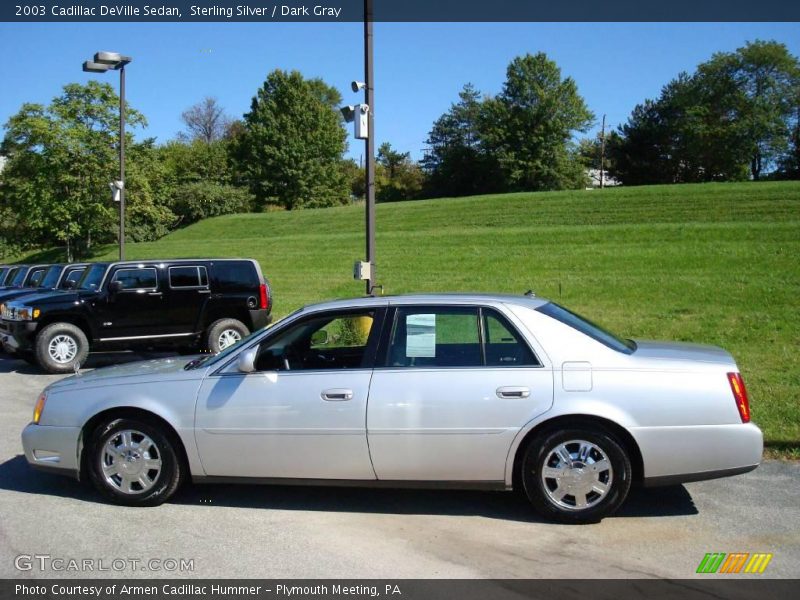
406,313 -> 436,358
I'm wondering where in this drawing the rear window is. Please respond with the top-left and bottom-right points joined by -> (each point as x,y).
536,302 -> 636,355
212,261 -> 258,292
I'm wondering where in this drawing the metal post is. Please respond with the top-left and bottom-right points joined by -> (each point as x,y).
599,113 -> 606,190
119,64 -> 126,261
364,0 -> 375,296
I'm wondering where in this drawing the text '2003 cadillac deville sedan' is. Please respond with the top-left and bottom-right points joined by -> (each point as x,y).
22,294 -> 762,523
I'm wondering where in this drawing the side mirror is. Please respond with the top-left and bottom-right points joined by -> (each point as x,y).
62,279 -> 77,290
310,329 -> 328,347
108,280 -> 123,295
236,346 -> 258,373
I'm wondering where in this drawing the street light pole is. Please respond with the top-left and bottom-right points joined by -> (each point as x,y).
364,0 -> 375,296
82,51 -> 131,261
118,63 -> 126,261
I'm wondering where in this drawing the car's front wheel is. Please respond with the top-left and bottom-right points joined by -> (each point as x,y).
88,417 -> 183,506
34,322 -> 89,374
521,427 -> 632,523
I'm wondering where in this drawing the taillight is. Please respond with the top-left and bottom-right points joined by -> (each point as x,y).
259,283 -> 269,311
727,372 -> 750,423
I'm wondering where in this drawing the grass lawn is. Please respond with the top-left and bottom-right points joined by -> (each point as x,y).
16,181 -> 800,453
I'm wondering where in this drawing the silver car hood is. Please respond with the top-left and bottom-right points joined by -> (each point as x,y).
49,355 -> 206,389
632,339 -> 735,365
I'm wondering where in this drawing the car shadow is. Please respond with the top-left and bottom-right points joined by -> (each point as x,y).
0,454 -> 698,522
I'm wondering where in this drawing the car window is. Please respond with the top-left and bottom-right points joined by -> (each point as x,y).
10,268 -> 28,287
255,311 -> 376,371
387,307 -> 481,368
61,267 -> 85,287
536,302 -> 636,354
483,308 -> 541,367
212,261 -> 257,292
77,264 -> 107,290
2,268 -> 19,286
111,267 -> 158,291
169,266 -> 209,289
0,268 -> 7,283
26,268 -> 47,287
39,266 -> 63,288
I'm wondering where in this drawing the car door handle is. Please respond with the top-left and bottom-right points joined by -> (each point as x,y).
321,388 -> 354,401
148,291 -> 163,297
496,386 -> 530,399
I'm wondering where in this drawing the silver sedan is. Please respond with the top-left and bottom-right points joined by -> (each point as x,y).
21,294 -> 762,523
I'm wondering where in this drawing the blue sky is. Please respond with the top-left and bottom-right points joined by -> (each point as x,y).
0,22 -> 798,161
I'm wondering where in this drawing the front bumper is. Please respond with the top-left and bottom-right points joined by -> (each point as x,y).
0,319 -> 36,353
21,423 -> 82,479
631,422 -> 763,486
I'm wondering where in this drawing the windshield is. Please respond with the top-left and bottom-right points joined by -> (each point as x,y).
39,266 -> 62,288
186,310 -> 300,370
77,264 -> 108,290
10,268 -> 27,287
536,302 -> 636,354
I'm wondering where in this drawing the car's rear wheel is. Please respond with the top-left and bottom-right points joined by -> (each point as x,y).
35,322 -> 89,374
521,427 -> 632,523
88,417 -> 183,506
205,318 -> 248,353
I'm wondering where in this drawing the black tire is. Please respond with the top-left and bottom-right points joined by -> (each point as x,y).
521,427 -> 632,524
34,322 -> 90,374
205,318 -> 249,353
88,417 -> 183,507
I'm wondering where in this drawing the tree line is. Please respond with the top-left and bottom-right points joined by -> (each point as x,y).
0,40 -> 797,259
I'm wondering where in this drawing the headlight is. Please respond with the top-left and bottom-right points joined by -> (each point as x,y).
33,392 -> 47,424
4,305 -> 38,320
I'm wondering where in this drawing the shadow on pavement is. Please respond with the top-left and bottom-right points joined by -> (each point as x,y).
0,454 -> 698,522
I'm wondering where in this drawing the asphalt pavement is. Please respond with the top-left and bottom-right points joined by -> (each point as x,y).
0,353 -> 798,579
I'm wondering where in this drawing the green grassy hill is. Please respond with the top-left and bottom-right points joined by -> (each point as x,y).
18,181 -> 800,450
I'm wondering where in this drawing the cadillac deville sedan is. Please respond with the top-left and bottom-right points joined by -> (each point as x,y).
21,294 -> 762,523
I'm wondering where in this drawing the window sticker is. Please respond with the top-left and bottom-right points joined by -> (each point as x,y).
406,313 -> 436,357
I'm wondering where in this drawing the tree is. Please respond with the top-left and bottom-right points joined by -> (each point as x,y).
376,142 -> 424,202
179,97 -> 231,144
483,53 -> 594,191
698,40 -> 800,180
423,83 -> 500,197
0,82 -> 148,259
233,70 -> 349,210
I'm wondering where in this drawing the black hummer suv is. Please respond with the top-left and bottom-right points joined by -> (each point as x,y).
0,258 -> 271,373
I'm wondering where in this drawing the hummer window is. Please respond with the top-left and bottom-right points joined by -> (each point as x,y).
77,264 -> 107,290
62,268 -> 85,286
39,266 -> 63,288
111,267 -> 158,291
27,268 -> 47,287
169,266 -> 209,289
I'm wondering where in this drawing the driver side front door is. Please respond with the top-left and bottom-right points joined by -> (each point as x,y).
193,307 -> 385,480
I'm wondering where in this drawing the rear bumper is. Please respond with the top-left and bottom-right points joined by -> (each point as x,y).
631,422 -> 763,486
21,423 -> 82,479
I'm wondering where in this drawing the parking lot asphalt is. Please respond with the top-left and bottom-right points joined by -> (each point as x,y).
0,353 -> 798,580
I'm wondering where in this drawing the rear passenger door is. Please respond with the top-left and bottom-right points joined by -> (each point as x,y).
367,304 -> 554,482
163,265 -> 209,334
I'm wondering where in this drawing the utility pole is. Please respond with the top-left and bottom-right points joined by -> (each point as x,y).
600,113 -> 606,189
363,0 -> 375,295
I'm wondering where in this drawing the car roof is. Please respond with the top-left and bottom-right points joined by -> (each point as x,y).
299,293 -> 551,313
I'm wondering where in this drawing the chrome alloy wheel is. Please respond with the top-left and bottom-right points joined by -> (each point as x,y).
218,329 -> 242,350
101,430 -> 162,494
540,439 -> 613,511
48,334 -> 78,364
